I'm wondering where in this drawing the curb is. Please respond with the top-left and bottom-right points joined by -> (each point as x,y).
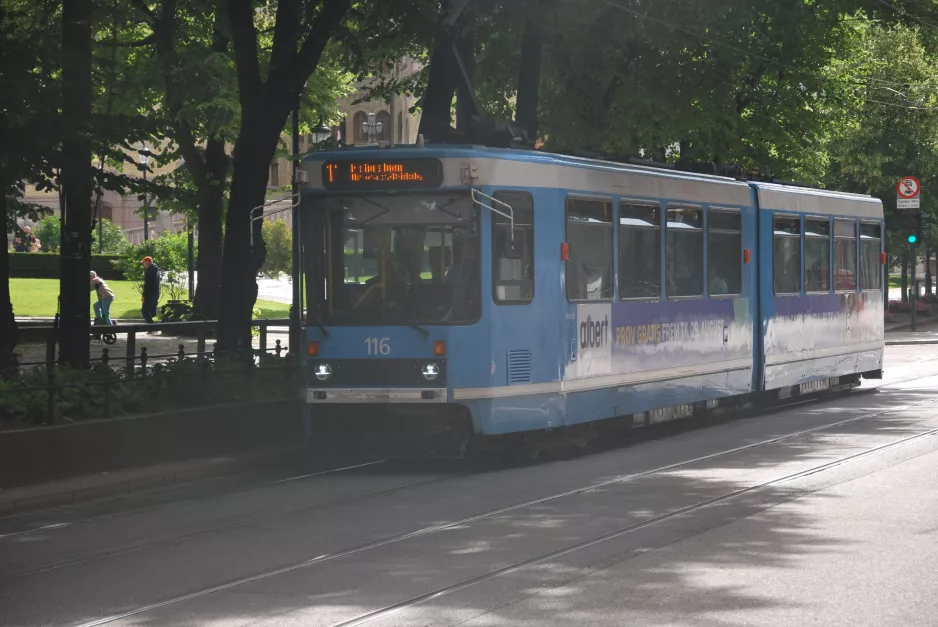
885,322 -> 938,333
886,340 -> 938,346
0,443 -> 308,517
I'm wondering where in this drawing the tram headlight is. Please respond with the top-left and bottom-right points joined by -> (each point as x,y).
314,363 -> 333,381
421,362 -> 440,382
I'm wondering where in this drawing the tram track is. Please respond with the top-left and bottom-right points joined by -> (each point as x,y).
327,425 -> 938,627
0,459 -> 388,540
0,463 -> 468,581
3,368 -> 932,585
3,362 -> 929,541
68,389 -> 938,627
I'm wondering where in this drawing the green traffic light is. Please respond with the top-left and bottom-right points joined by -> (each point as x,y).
909,234 -> 918,244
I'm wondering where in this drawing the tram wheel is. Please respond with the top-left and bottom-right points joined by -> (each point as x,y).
511,436 -> 542,465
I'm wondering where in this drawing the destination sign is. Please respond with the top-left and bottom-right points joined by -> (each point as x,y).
321,158 -> 444,190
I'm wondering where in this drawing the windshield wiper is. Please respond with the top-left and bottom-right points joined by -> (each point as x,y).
408,323 -> 430,338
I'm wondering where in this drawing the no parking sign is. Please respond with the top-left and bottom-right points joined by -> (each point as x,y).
897,176 -> 921,210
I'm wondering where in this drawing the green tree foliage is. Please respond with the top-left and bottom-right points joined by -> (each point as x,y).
33,217 -> 61,254
112,233 -> 195,301
822,19 -> 938,284
466,0 -> 867,182
260,219 -> 292,279
35,216 -> 128,253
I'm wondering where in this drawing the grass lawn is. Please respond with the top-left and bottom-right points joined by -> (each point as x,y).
10,279 -> 290,320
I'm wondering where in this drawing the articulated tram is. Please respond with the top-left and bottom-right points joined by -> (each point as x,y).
296,145 -> 884,456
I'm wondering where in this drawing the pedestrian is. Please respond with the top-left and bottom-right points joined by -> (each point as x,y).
14,225 -> 38,252
90,271 -> 115,325
141,256 -> 161,323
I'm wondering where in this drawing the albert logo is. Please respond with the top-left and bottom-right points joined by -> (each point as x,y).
580,314 -> 609,350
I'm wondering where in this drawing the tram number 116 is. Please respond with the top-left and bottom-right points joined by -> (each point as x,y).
365,337 -> 391,355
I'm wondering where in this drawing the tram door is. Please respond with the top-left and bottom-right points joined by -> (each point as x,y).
488,191 -> 539,423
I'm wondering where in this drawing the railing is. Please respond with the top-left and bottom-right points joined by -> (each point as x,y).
15,318 -> 291,370
4,319 -> 301,426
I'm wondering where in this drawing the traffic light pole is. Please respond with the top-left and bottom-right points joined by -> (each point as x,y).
911,241 -> 917,332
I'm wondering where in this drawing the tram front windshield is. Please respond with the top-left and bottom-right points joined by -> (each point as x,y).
319,193 -> 481,325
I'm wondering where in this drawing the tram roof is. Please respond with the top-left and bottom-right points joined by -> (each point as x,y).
302,144 -> 880,217
302,143 -> 745,184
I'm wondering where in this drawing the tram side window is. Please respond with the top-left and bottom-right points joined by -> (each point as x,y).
566,197 -> 614,301
492,191 -> 535,304
773,216 -> 801,295
707,210 -> 741,296
804,218 -> 831,293
619,202 -> 661,299
666,206 -> 704,297
860,223 -> 882,291
834,219 -> 858,291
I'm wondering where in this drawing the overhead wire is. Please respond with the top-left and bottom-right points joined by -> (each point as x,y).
873,0 -> 938,32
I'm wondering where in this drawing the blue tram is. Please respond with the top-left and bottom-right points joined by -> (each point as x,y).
297,145 -> 884,451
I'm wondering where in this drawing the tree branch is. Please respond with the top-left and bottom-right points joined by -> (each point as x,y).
277,0 -> 350,98
228,0 -> 264,122
147,0 -> 210,190
127,0 -> 157,26
102,34 -> 157,47
270,0 -> 302,79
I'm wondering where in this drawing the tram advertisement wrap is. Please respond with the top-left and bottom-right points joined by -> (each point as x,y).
611,299 -> 744,372
572,299 -> 751,380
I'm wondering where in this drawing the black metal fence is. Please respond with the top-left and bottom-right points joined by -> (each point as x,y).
3,319 -> 303,426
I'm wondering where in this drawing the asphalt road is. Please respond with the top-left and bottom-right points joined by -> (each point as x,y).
3,345 -> 938,627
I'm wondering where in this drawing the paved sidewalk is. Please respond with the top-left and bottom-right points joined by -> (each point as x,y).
0,443 -> 308,516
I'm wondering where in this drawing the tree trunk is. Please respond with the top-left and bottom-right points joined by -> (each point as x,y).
192,137 -> 227,319
0,4 -> 13,373
0,233 -> 17,373
216,120 -> 280,350
418,2 -> 458,141
454,1 -> 476,134
514,21 -> 542,139
59,0 -> 94,368
218,0 -> 349,349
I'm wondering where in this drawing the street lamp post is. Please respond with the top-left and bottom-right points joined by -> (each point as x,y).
362,112 -> 383,144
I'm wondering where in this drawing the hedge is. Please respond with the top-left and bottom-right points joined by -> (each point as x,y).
8,253 -> 126,281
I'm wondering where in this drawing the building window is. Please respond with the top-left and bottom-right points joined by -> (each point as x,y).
834,219 -> 858,291
492,191 -> 534,304
618,202 -> 661,299
269,163 -> 279,188
805,218 -> 831,293
566,197 -> 613,301
353,111 -> 367,143
397,112 -> 403,143
860,223 -> 882,291
708,209 -> 741,296
773,215 -> 801,295
666,205 -> 704,297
